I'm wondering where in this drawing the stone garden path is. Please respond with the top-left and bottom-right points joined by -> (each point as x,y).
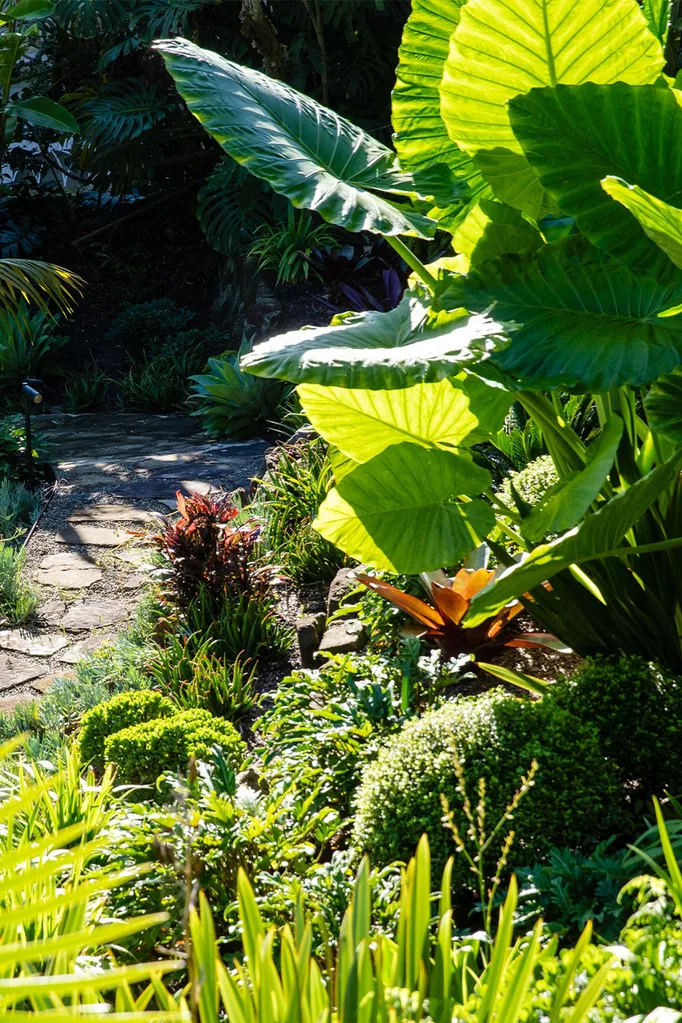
1,413 -> 267,709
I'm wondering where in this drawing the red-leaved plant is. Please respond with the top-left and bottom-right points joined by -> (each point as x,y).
358,569 -> 564,659
154,491 -> 273,605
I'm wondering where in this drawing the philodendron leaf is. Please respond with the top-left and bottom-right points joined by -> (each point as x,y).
154,38 -> 436,238
314,443 -> 494,573
467,450 -> 682,626
601,177 -> 682,270
449,240 -> 682,391
392,0 -> 491,210
645,367 -> 682,443
522,415 -> 623,542
7,96 -> 78,133
440,0 -> 663,217
509,83 -> 682,282
240,294 -> 506,389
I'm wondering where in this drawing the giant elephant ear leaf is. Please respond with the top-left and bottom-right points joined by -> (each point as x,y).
645,367 -> 682,443
467,451 -> 682,626
439,0 -> 664,217
601,177 -> 682,270
154,38 -> 436,238
509,83 -> 682,282
391,0 -> 490,211
314,443 -> 494,573
448,240 -> 682,391
240,294 -> 507,389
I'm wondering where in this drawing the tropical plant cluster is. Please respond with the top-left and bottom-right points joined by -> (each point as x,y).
5,0 -> 682,1021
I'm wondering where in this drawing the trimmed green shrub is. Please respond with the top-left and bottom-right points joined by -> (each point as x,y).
103,709 -> 246,784
352,689 -> 622,886
79,691 -> 176,772
106,299 -> 194,350
499,454 -> 559,507
551,654 -> 682,800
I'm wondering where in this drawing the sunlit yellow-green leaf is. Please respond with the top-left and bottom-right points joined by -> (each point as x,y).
601,176 -> 682,269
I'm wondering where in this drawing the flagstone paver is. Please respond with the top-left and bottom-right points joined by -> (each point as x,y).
0,413 -> 269,705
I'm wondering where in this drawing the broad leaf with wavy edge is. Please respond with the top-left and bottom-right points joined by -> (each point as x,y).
522,415 -> 623,542
440,0 -> 663,217
154,38 -> 436,239
448,240 -> 682,391
601,176 -> 682,270
314,443 -> 494,573
509,83 -> 682,282
240,294 -> 506,389
467,450 -> 682,626
392,0 -> 490,211
645,367 -> 682,443
297,375 -> 507,464
453,199 -> 541,269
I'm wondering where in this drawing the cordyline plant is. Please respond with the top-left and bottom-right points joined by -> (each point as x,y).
154,490 -> 273,604
157,0 -> 682,670
358,569 -> 563,658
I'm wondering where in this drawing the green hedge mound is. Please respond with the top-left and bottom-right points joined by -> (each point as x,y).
79,690 -> 176,772
103,708 -> 246,784
352,689 -> 622,886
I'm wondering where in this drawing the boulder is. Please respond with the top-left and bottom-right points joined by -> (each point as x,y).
296,612 -> 326,669
317,619 -> 367,659
327,567 -> 357,617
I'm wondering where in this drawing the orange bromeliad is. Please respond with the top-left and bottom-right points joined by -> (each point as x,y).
357,568 -> 565,659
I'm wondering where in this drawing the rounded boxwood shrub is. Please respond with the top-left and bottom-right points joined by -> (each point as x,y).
103,708 -> 246,784
352,689 -> 622,886
550,654 -> 682,800
79,690 -> 176,772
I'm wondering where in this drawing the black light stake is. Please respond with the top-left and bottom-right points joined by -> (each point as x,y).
22,378 -> 43,484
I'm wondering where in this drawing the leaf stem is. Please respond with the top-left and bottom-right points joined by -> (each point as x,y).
386,235 -> 439,292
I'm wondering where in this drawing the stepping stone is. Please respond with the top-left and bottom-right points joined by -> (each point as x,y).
113,549 -> 154,567
39,597 -> 67,623
58,633 -> 115,664
56,525 -> 129,547
0,630 -> 69,657
34,552 -> 102,589
68,504 -> 154,524
0,655 -> 47,692
122,573 -> 148,590
33,673 -> 70,694
62,599 -> 130,632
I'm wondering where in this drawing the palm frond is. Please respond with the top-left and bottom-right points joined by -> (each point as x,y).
0,259 -> 84,317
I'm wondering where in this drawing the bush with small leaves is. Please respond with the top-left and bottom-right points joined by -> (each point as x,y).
498,454 -> 560,508
79,690 -> 176,773
106,299 -> 194,351
550,654 -> 682,803
103,708 -> 246,784
352,689 -> 623,887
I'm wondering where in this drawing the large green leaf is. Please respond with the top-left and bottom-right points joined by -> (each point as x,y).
509,83 -> 682,281
314,443 -> 494,573
154,38 -> 436,239
449,241 -> 682,390
601,177 -> 682,270
391,0 -> 490,210
467,450 -> 682,625
240,294 -> 506,389
453,199 -> 541,269
522,415 -> 623,542
643,0 -> 672,44
6,95 -> 79,133
297,378 -> 481,463
440,0 -> 664,217
645,367 -> 682,443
